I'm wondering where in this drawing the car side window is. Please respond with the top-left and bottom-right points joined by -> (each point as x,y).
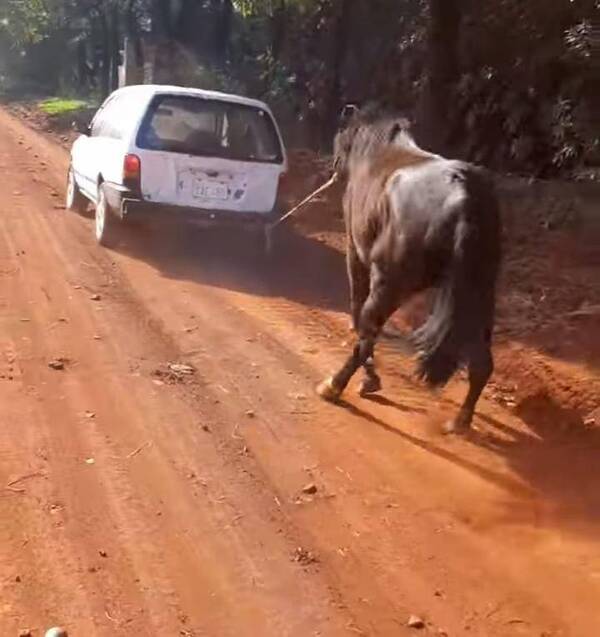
90,111 -> 105,137
91,98 -> 111,137
104,96 -> 124,139
91,95 -> 123,139
114,98 -> 138,140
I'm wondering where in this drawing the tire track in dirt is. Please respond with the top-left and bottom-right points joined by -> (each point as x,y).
0,108 -> 356,636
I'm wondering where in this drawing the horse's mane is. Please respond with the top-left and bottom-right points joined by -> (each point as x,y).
335,103 -> 434,176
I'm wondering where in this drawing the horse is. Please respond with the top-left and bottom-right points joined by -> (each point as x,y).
316,105 -> 501,433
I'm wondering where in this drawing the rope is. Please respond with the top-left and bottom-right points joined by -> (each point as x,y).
270,173 -> 339,229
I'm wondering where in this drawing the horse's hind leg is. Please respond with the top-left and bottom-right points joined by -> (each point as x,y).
347,243 -> 382,395
318,266 -> 395,401
445,334 -> 493,434
347,240 -> 370,332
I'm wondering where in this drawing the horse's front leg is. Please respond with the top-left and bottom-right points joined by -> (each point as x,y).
357,355 -> 381,396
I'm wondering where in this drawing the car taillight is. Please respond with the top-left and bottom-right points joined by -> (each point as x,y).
123,154 -> 141,190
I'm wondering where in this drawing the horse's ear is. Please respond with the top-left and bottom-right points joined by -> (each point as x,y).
339,104 -> 358,127
388,122 -> 402,143
389,117 -> 412,142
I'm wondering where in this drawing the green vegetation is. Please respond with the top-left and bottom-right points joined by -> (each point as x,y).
38,98 -> 88,116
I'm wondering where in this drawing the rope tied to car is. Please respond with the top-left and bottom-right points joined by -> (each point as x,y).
269,172 -> 339,230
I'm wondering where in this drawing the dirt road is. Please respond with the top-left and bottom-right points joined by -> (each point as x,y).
1,107 -> 600,637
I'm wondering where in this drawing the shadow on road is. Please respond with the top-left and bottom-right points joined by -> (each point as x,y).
344,393 -> 600,540
114,222 -> 349,314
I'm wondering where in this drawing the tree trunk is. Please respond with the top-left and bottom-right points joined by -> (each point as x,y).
109,1 -> 120,91
417,0 -> 461,153
215,0 -> 233,65
271,0 -> 287,60
151,0 -> 172,39
126,0 -> 144,68
149,0 -> 175,85
76,38 -> 88,88
99,9 -> 111,98
326,0 -> 351,146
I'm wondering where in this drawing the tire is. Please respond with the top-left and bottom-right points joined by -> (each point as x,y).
95,184 -> 121,247
261,222 -> 291,261
250,225 -> 273,261
259,225 -> 272,257
65,165 -> 88,214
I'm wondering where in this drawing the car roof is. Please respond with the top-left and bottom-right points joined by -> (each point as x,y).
109,84 -> 271,111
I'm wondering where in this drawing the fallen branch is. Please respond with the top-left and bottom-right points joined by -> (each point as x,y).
567,304 -> 600,318
3,486 -> 26,495
126,441 -> 152,459
228,514 -> 244,527
7,471 -> 45,487
231,424 -> 243,440
104,609 -> 119,623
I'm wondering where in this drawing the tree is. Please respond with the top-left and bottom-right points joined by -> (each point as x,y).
416,0 -> 461,152
0,0 -> 50,47
1,0 -> 597,177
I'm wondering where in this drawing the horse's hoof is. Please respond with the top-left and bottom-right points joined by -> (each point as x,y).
316,377 -> 342,402
358,376 -> 382,397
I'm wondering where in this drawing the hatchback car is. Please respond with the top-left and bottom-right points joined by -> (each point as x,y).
66,85 -> 287,250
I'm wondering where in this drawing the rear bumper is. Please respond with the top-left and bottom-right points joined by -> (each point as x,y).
102,181 -> 280,229
121,198 -> 278,227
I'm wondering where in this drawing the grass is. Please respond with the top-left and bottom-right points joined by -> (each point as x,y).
38,97 -> 88,116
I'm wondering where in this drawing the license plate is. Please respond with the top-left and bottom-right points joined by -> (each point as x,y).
193,179 -> 229,201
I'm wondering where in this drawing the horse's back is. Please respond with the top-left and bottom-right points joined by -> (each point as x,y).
386,159 -> 499,243
347,152 -> 500,277
386,158 -> 491,217
380,158 -> 500,281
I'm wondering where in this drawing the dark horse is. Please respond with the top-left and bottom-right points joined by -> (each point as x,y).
317,106 -> 501,433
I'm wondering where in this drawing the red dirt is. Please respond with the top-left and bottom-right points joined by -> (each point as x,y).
1,107 -> 600,636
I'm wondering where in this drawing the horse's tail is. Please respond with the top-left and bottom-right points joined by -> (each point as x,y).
414,175 -> 500,387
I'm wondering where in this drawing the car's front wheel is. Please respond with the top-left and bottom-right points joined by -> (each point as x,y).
65,165 -> 88,214
95,184 -> 121,247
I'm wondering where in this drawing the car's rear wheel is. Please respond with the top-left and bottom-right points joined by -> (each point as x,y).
66,165 -> 88,214
95,184 -> 120,247
252,224 -> 275,260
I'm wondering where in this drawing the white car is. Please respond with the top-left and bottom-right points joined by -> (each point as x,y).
66,84 -> 287,250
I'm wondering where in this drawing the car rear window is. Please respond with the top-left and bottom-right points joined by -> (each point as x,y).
136,95 -> 283,163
